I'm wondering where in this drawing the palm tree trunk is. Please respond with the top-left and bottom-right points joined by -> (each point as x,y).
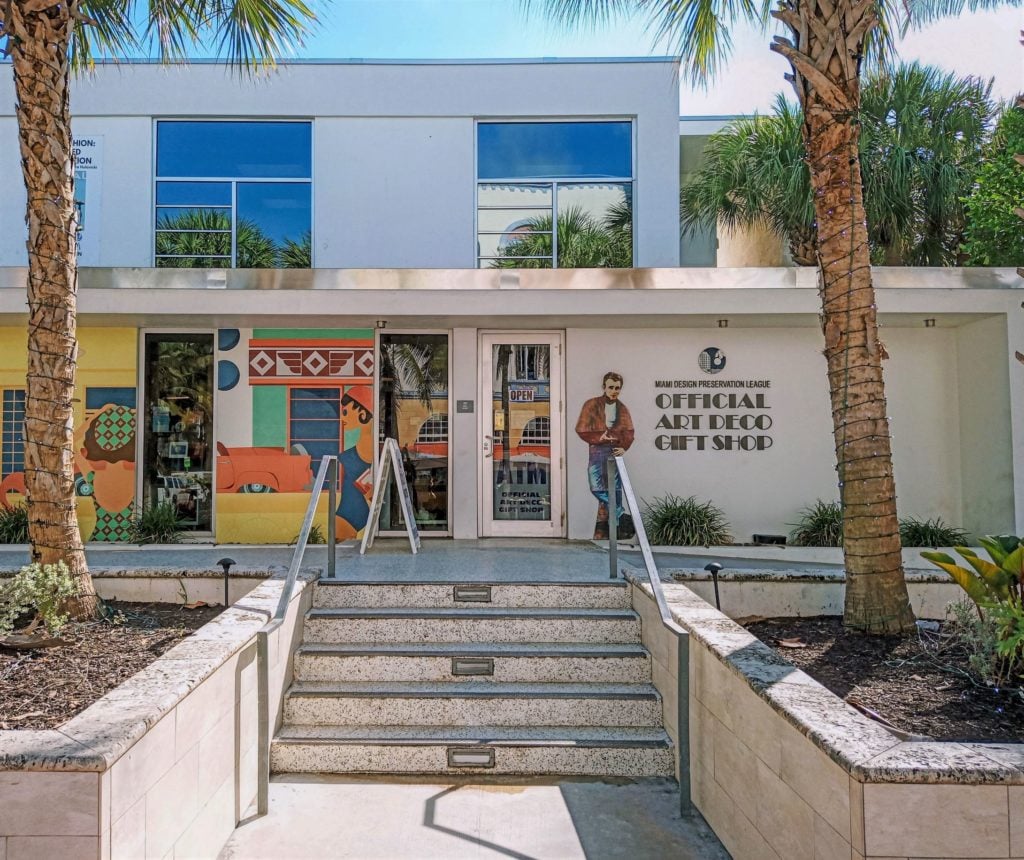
788,226 -> 818,266
772,0 -> 914,633
10,0 -> 97,618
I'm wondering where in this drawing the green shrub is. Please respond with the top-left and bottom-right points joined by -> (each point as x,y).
788,500 -> 843,547
923,536 -> 1024,686
0,504 -> 29,544
129,502 -> 185,544
0,561 -> 75,636
641,494 -> 732,546
947,599 -> 1006,686
899,516 -> 969,547
291,523 -> 326,545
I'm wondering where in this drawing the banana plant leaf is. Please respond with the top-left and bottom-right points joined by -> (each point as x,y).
920,551 -> 993,607
955,549 -> 1013,600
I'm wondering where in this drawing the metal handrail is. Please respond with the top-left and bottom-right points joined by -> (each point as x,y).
607,455 -> 692,812
607,455 -> 682,633
255,455 -> 337,815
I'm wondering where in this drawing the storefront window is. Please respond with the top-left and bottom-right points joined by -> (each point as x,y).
378,334 -> 449,532
141,334 -> 214,531
477,121 -> 633,269
155,121 -> 312,269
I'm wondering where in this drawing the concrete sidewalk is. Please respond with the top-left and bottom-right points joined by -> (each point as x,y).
218,776 -> 727,860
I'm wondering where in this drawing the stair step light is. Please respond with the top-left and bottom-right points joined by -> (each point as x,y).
451,657 -> 495,676
447,747 -> 496,768
453,585 -> 492,603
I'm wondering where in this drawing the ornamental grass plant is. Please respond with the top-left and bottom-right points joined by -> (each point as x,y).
641,494 -> 732,546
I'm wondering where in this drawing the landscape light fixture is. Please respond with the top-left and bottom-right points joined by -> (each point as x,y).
217,557 -> 235,608
704,562 -> 724,610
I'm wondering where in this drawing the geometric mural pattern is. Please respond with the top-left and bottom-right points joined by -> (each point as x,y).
249,342 -> 374,385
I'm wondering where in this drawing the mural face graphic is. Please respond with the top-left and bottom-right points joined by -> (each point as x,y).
74,401 -> 137,541
574,371 -> 635,540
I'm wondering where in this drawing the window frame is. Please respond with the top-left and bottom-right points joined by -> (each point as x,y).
288,386 -> 344,463
474,118 -> 637,269
152,118 -> 315,269
1,388 -> 26,481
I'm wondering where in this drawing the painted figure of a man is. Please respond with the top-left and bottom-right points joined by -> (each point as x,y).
575,371 -> 635,539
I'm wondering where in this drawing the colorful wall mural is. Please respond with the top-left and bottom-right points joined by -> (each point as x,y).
0,327 -> 138,541
214,327 -> 376,543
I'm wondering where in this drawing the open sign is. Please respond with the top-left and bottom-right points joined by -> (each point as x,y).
508,388 -> 535,403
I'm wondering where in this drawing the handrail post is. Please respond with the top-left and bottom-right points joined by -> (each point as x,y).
327,457 -> 337,579
253,455 -> 335,818
256,629 -> 269,815
607,456 -> 618,579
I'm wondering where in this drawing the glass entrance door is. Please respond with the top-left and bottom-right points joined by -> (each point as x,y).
480,332 -> 564,537
141,333 -> 214,533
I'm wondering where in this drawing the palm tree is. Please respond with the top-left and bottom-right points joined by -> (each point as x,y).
154,210 -> 311,268
681,65 -> 995,266
531,0 -> 1017,633
681,96 -> 816,264
493,205 -> 633,268
1,0 -> 317,618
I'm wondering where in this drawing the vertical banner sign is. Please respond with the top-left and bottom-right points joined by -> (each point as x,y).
72,135 -> 103,265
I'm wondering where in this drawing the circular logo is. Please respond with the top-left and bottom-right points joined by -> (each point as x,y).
698,347 -> 727,375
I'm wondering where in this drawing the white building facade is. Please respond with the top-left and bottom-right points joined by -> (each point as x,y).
0,60 -> 1018,545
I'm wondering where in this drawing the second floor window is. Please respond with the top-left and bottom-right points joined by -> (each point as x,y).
477,121 -> 633,269
155,121 -> 312,269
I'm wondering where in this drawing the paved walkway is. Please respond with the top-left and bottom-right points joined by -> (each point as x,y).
218,776 -> 727,860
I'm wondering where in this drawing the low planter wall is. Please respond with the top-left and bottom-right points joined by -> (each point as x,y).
0,571 -> 315,860
668,568 -> 960,621
0,567 -> 274,607
630,576 -> 1024,860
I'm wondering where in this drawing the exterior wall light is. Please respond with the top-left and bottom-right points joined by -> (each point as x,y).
717,319 -> 729,328
376,320 -> 388,329
924,318 -> 936,328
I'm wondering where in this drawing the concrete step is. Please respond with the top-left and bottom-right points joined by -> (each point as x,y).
294,642 -> 652,683
313,580 -> 630,610
282,681 -> 663,727
303,607 -> 641,645
271,725 -> 675,777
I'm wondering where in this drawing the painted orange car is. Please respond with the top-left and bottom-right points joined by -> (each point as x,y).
215,443 -> 313,494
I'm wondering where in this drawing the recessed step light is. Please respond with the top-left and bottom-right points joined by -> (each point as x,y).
447,747 -> 495,768
453,585 -> 492,603
451,657 -> 495,676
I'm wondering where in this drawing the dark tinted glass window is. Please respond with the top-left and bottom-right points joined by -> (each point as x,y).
478,122 -> 631,180
156,122 -> 312,178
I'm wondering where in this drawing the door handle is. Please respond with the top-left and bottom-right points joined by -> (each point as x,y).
482,434 -> 492,457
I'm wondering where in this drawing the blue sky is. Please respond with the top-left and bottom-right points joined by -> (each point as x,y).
291,0 -> 1022,114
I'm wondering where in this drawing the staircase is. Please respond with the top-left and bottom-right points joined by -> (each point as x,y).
270,579 -> 675,777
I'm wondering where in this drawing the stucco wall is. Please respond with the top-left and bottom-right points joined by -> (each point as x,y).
0,60 -> 681,270
565,323 -> 992,542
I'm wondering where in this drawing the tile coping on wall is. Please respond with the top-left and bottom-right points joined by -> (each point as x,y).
0,570 -> 317,772
625,571 -> 1024,786
666,568 -> 956,583
0,567 -> 285,579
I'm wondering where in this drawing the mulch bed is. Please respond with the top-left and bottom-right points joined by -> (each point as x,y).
0,601 -> 222,731
745,616 -> 1024,743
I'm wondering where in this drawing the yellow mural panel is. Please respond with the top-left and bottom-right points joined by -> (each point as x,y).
215,492 -> 340,544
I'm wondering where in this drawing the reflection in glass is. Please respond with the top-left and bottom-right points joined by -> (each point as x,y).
378,334 -> 449,531
156,122 -> 312,178
155,122 -> 311,269
480,182 -> 632,269
477,122 -> 632,180
142,334 -> 214,532
491,343 -> 552,522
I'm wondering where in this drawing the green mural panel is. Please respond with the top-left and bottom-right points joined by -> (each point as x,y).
253,386 -> 287,447
253,328 -> 372,340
